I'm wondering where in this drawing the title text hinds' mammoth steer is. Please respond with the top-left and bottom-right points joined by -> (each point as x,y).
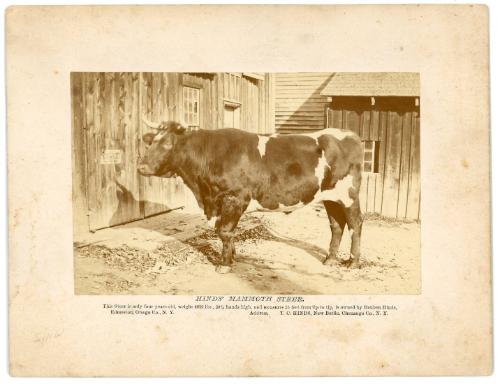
138,119 -> 364,273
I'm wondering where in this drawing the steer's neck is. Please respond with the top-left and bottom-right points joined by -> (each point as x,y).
170,131 -> 206,211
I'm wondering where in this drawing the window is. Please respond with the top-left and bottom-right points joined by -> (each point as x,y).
182,86 -> 200,129
362,140 -> 380,173
223,100 -> 241,129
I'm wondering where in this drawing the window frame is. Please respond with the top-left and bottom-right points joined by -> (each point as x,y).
182,85 -> 201,130
362,140 -> 379,174
223,100 -> 241,129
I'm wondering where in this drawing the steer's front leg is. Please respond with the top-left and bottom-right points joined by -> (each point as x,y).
214,195 -> 243,274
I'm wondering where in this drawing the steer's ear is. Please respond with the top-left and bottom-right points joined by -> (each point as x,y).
142,132 -> 156,146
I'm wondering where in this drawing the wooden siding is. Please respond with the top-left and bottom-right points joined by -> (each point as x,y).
72,72 -> 273,233
80,73 -> 143,231
326,97 -> 420,220
240,76 -> 260,132
71,73 -> 88,233
274,72 -> 334,133
140,73 -> 195,217
236,73 -> 275,134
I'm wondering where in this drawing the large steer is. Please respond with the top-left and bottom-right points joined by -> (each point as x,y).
138,120 -> 364,273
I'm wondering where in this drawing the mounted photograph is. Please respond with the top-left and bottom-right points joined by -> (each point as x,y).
71,72 -> 421,295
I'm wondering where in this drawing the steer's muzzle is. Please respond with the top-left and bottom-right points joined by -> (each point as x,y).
137,164 -> 155,176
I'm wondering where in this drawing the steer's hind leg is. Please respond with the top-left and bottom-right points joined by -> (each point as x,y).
214,195 -> 243,274
344,198 -> 363,268
323,200 -> 347,266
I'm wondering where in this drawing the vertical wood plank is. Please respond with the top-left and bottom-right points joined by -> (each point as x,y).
366,172 -> 376,213
268,73 -> 276,134
211,76 -> 218,130
381,111 -> 403,217
331,109 -> 342,128
397,111 -> 412,218
346,110 -> 361,135
125,73 -> 142,222
361,110 -> 371,140
83,73 -> 96,229
370,110 -> 380,141
223,73 -> 229,99
241,78 -> 247,132
94,72 -> 106,229
104,73 -> 118,224
258,79 -> 265,134
406,111 -> 421,219
71,72 -> 89,234
86,73 -> 104,230
216,73 -> 224,129
245,78 -> 260,132
142,72 -> 162,217
359,172 -> 369,213
201,76 -> 208,129
236,75 -> 241,103
374,110 -> 387,213
139,72 -> 152,216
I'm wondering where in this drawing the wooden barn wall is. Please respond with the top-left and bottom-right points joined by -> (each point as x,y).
140,73 -> 217,218
226,73 -> 274,134
72,72 -> 144,232
274,72 -> 333,133
72,72 -> 272,233
71,73 -> 89,234
326,97 -> 420,220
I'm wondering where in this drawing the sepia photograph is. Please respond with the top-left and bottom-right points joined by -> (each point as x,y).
72,72 -> 421,295
7,3 -> 492,377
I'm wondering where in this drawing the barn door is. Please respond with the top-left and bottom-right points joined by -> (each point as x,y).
139,73 -> 188,217
83,72 -> 189,231
83,73 -> 143,231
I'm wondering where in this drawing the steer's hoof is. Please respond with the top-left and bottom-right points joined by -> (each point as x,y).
215,265 -> 232,274
349,260 -> 361,269
323,257 -> 342,266
342,258 -> 361,269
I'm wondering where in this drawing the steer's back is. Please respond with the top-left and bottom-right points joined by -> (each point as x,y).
185,127 -> 363,210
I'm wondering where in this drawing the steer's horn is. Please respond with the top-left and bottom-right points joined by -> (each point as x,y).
141,117 -> 162,130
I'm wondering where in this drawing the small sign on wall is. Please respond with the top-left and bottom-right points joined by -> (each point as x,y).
100,149 -> 122,165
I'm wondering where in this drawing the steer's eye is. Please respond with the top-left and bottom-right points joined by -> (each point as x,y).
142,132 -> 156,146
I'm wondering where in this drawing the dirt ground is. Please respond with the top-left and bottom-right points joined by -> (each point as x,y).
74,205 -> 421,295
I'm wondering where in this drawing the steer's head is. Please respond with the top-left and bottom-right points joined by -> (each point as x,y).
137,118 -> 186,177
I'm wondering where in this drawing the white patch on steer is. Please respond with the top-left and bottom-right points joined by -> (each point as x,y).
207,216 -> 219,229
315,174 -> 354,207
303,128 -> 354,141
315,150 -> 330,186
257,135 -> 270,157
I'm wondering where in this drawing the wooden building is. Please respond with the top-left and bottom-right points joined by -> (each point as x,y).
274,72 -> 420,220
72,71 -> 419,235
274,73 -> 334,133
71,72 -> 274,234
